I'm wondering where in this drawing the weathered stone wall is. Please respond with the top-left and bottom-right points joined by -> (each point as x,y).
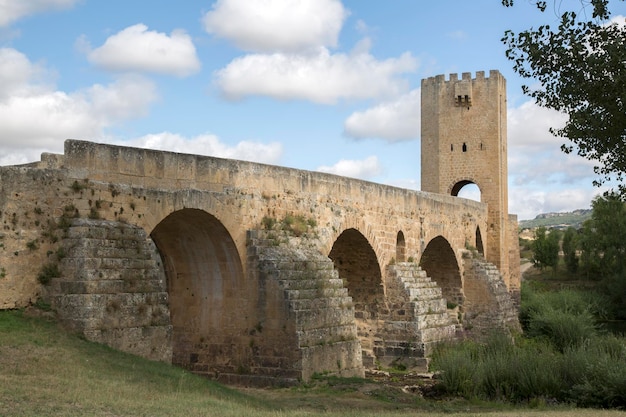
0,136 -> 518,384
49,218 -> 172,362
0,166 -> 75,309
253,232 -> 364,382
462,254 -> 521,336
383,263 -> 458,367
1,139 -> 490,311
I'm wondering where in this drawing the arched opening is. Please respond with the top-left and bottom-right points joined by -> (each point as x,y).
396,231 -> 406,262
329,228 -> 383,367
151,208 -> 248,377
451,180 -> 481,203
475,226 -> 484,256
419,236 -> 464,307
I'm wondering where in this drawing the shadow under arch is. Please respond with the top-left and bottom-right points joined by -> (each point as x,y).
396,231 -> 406,262
475,226 -> 484,255
328,228 -> 383,367
150,208 -> 247,375
419,236 -> 464,307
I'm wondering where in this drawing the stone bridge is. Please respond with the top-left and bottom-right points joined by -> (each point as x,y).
0,71 -> 520,385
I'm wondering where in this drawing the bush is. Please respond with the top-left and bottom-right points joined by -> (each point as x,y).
566,336 -> 626,408
431,342 -> 480,398
38,263 -> 60,285
527,308 -> 597,352
431,285 -> 626,407
520,284 -> 602,351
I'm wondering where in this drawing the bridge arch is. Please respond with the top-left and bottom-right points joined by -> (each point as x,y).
396,231 -> 406,262
328,228 -> 383,366
419,235 -> 464,307
450,178 -> 481,202
150,208 -> 250,374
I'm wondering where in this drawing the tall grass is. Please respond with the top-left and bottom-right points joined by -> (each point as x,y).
2,310 -> 626,416
431,284 -> 626,408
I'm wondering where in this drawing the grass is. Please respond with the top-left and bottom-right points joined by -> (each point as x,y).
2,309 -> 626,417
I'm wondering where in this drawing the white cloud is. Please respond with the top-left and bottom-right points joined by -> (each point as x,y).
509,185 -> 606,221
344,88 -> 420,141
202,0 -> 348,53
506,99 -> 610,219
0,0 -> 78,27
86,24 -> 201,77
507,100 -> 597,185
120,132 -> 283,164
207,0 -> 417,105
0,48 -> 50,99
0,48 -> 158,165
508,100 -> 567,152
215,48 -> 416,104
317,156 -> 382,180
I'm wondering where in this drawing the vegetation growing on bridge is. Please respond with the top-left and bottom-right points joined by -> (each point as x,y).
261,213 -> 318,238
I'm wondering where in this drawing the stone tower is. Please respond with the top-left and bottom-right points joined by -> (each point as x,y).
421,70 -> 512,287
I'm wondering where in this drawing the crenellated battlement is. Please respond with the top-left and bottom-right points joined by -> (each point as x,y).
421,69 -> 502,86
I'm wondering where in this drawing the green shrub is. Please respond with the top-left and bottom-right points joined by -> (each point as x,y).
527,308 -> 597,352
280,213 -> 312,237
38,263 -> 60,285
520,283 -> 606,349
261,216 -> 276,230
432,283 -> 626,407
431,344 -> 479,398
567,337 -> 626,408
70,180 -> 86,193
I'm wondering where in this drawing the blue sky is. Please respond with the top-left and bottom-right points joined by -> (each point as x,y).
1,0 -> 624,220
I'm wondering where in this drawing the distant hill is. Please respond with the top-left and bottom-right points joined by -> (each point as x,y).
519,209 -> 592,230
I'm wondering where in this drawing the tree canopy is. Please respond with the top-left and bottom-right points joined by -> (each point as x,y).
579,193 -> 626,317
502,0 -> 626,196
531,226 -> 560,273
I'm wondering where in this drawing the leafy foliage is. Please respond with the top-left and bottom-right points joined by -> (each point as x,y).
432,284 -> 626,408
562,227 -> 579,274
531,226 -> 560,272
580,193 -> 626,277
502,0 -> 626,195
578,193 -> 626,317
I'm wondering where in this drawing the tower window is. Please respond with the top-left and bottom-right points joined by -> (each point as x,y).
462,143 -> 467,152
451,144 -> 454,151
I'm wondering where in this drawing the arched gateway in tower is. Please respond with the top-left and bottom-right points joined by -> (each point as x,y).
421,70 -> 519,290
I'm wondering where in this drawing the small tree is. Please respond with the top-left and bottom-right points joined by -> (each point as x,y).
532,226 -> 560,274
562,227 -> 579,274
580,193 -> 626,278
578,193 -> 626,317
